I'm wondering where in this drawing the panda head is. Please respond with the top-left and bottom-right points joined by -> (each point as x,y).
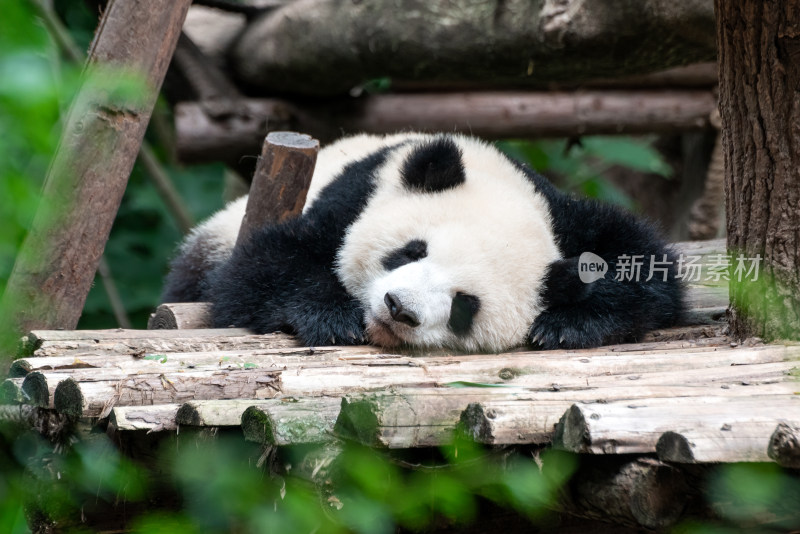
336,135 -> 561,353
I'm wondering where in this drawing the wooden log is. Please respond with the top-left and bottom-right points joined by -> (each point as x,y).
391,62 -> 719,92
18,336 -> 798,420
176,91 -> 717,162
2,0 -> 193,334
236,131 -> 319,247
553,396 -> 800,456
53,369 -> 282,418
279,344 -> 800,397
108,404 -> 180,432
655,424 -> 780,464
232,0 -> 714,95
1,378 -> 25,404
564,458 -> 689,530
20,327 -> 252,352
148,302 -> 212,329
458,382 -> 799,446
240,397 -> 341,445
176,398 -> 258,426
767,422 -> 800,468
0,404 -> 73,442
21,372 -> 51,408
13,342 -> 798,408
11,345 -> 379,386
335,388 -> 546,448
17,329 -> 295,362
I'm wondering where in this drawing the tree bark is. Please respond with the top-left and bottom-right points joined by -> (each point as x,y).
1,0 -> 192,336
717,1 -> 800,341
236,132 -> 319,247
232,0 -> 715,95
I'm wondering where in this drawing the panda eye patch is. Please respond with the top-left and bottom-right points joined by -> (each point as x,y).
449,292 -> 481,336
381,239 -> 428,270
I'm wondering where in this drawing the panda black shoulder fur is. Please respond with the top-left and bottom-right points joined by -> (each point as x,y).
162,133 -> 683,352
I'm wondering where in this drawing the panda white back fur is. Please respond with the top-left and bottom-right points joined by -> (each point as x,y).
162,133 -> 683,352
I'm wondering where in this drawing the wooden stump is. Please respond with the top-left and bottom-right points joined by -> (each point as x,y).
236,131 -> 319,247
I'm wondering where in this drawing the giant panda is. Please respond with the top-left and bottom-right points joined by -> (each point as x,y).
162,133 -> 683,352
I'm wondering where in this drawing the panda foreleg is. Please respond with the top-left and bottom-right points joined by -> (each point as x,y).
208,223 -> 366,347
529,255 -> 682,349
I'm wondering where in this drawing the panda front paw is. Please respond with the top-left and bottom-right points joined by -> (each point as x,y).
527,310 -> 605,350
291,305 -> 367,347
299,324 -> 367,347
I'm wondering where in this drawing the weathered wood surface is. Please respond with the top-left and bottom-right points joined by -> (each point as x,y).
240,397 -> 341,445
767,422 -> 800,468
333,389 -> 499,448
148,302 -> 212,330
232,0 -> 715,95
1,0 -> 193,334
236,132 -> 319,247
109,404 -> 180,432
15,329 -> 296,364
53,370 -> 282,418
12,342 -> 800,417
554,396 -> 800,457
656,424 -> 783,464
459,381 -> 799,446
176,91 -> 717,162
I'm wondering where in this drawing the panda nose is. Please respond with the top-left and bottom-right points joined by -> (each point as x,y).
384,292 -> 420,327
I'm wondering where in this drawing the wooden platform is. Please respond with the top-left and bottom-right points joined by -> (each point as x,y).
3,248 -> 799,530
5,325 -> 798,463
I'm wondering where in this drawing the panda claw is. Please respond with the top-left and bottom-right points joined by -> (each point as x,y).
559,335 -> 565,345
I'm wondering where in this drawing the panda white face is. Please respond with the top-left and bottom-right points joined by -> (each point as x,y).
336,135 -> 561,353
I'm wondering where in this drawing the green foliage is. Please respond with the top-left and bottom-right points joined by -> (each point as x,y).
497,136 -> 672,211
79,160 -> 225,329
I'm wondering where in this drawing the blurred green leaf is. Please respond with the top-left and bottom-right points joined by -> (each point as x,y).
497,135 -> 672,210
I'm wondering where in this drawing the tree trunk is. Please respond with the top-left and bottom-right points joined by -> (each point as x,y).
0,0 -> 192,338
717,1 -> 800,341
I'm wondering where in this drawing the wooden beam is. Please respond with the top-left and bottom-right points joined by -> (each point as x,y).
175,91 -> 716,164
2,0 -> 193,334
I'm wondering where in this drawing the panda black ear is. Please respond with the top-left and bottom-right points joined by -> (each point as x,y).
400,137 -> 465,193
